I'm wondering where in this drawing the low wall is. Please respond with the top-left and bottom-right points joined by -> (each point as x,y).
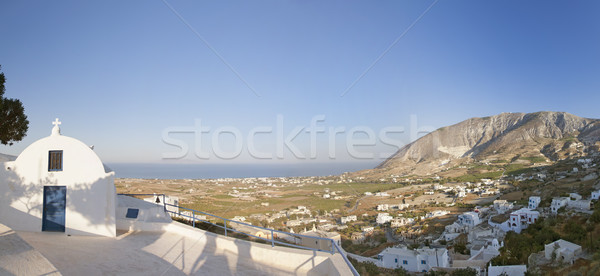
116,195 -> 352,275
164,221 -> 351,275
116,195 -> 172,232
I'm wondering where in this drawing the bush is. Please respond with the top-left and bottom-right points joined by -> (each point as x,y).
451,267 -> 477,276
454,242 -> 467,255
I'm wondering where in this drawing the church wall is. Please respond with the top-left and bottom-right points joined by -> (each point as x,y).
0,132 -> 116,237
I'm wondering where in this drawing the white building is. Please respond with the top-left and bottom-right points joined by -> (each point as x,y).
508,208 -> 539,233
488,263 -> 527,276
232,216 -> 247,222
592,190 -> 600,200
493,200 -> 513,214
351,232 -> 366,244
567,199 -> 592,211
340,215 -> 357,224
378,247 -> 449,272
377,204 -> 389,211
544,239 -> 582,264
528,196 -> 541,209
391,203 -> 410,210
376,213 -> 393,224
551,197 -> 569,213
426,210 -> 449,218
391,217 -> 414,228
569,193 -> 582,201
300,229 -> 341,251
362,226 -> 374,235
0,119 -> 116,237
457,212 -> 480,227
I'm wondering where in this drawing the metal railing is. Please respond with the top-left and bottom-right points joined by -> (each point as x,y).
118,193 -> 358,276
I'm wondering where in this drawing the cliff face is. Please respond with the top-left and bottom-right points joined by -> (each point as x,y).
376,112 -> 600,175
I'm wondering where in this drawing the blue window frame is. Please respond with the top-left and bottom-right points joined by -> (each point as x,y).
125,208 -> 139,219
395,258 -> 398,263
421,260 -> 426,264
48,150 -> 63,171
403,260 -> 408,265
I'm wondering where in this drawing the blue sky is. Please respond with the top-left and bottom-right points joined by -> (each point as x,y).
1,0 -> 599,167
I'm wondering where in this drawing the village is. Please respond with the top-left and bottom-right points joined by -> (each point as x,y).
117,155 -> 600,275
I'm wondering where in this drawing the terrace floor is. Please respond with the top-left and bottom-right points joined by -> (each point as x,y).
13,227 -> 340,276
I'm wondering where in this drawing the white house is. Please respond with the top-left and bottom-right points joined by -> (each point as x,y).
569,193 -> 582,201
340,215 -> 357,224
457,212 -> 480,227
508,208 -> 539,233
426,210 -> 449,218
391,217 -> 414,228
469,238 -> 501,260
376,213 -> 393,224
590,190 -> 600,200
567,199 -> 592,211
0,119 -> 116,237
351,232 -> 365,244
493,200 -> 513,214
488,263 -> 527,276
544,239 -> 582,264
528,196 -> 541,209
375,192 -> 390,197
551,197 -> 569,213
378,247 -> 449,272
362,226 -> 375,235
299,229 -> 341,251
377,204 -> 389,211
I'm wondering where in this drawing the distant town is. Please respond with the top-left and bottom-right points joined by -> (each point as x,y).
117,154 -> 600,275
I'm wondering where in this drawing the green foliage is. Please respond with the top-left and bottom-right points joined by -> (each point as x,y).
563,217 -> 587,244
454,171 -> 503,182
424,270 -> 446,276
453,242 -> 467,255
0,65 -> 29,145
393,267 -> 409,276
348,258 -> 380,276
590,204 -> 600,223
409,243 -> 420,250
520,156 -> 547,163
505,163 -> 536,176
450,267 -> 477,276
493,215 -> 598,266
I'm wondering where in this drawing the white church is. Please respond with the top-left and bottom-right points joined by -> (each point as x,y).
0,119 -> 356,275
0,119 -> 117,237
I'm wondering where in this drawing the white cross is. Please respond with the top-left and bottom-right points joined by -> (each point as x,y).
52,118 -> 61,127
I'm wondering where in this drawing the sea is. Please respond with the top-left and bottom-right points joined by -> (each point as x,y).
106,162 -> 379,179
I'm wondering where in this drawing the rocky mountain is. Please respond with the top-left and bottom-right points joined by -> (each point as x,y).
375,111 -> 600,176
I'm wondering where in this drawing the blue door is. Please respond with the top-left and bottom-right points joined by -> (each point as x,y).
42,186 -> 66,232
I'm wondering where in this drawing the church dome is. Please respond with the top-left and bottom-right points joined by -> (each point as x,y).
10,119 -> 109,184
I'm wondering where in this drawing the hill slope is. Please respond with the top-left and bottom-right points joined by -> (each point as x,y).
375,111 -> 600,176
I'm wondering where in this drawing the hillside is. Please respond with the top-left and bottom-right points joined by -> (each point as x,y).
374,111 -> 600,176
